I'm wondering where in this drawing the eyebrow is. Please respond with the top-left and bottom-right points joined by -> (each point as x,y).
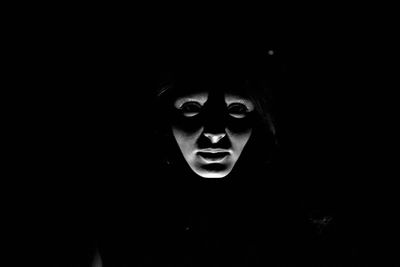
174,93 -> 208,108
225,95 -> 254,110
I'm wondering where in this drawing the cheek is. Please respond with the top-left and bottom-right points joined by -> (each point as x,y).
172,126 -> 203,153
172,115 -> 204,134
226,128 -> 252,152
171,115 -> 204,142
226,116 -> 254,134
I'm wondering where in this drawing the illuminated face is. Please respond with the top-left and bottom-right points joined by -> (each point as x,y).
171,90 -> 254,178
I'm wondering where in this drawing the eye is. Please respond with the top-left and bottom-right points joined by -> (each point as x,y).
228,103 -> 249,118
180,101 -> 202,117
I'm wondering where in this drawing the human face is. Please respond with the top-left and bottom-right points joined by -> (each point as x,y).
171,89 -> 254,178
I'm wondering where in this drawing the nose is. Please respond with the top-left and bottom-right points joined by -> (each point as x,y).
203,132 -> 226,144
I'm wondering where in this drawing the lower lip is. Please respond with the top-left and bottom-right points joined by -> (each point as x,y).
198,152 -> 230,162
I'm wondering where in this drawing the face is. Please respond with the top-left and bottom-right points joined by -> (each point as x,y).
171,89 -> 254,178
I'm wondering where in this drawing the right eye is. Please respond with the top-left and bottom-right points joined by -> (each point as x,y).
228,103 -> 249,118
180,102 -> 202,117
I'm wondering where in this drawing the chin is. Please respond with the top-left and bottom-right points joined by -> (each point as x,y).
194,168 -> 231,178
189,161 -> 235,178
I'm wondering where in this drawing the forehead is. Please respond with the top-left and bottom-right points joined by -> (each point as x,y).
173,89 -> 253,105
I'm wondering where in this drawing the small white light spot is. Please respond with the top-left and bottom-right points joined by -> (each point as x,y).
185,226 -> 190,231
267,50 -> 275,56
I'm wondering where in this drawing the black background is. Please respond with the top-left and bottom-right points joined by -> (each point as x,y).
6,8 -> 398,266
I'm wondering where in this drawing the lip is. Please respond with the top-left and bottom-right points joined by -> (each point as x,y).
197,151 -> 230,162
198,149 -> 231,153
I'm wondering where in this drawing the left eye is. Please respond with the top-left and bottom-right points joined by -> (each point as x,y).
180,102 -> 202,117
228,104 -> 249,118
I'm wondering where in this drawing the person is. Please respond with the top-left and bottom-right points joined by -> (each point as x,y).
122,53 -> 319,266
153,52 -> 279,177
97,50 -> 356,266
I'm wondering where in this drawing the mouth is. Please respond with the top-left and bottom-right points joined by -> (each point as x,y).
197,150 -> 231,162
